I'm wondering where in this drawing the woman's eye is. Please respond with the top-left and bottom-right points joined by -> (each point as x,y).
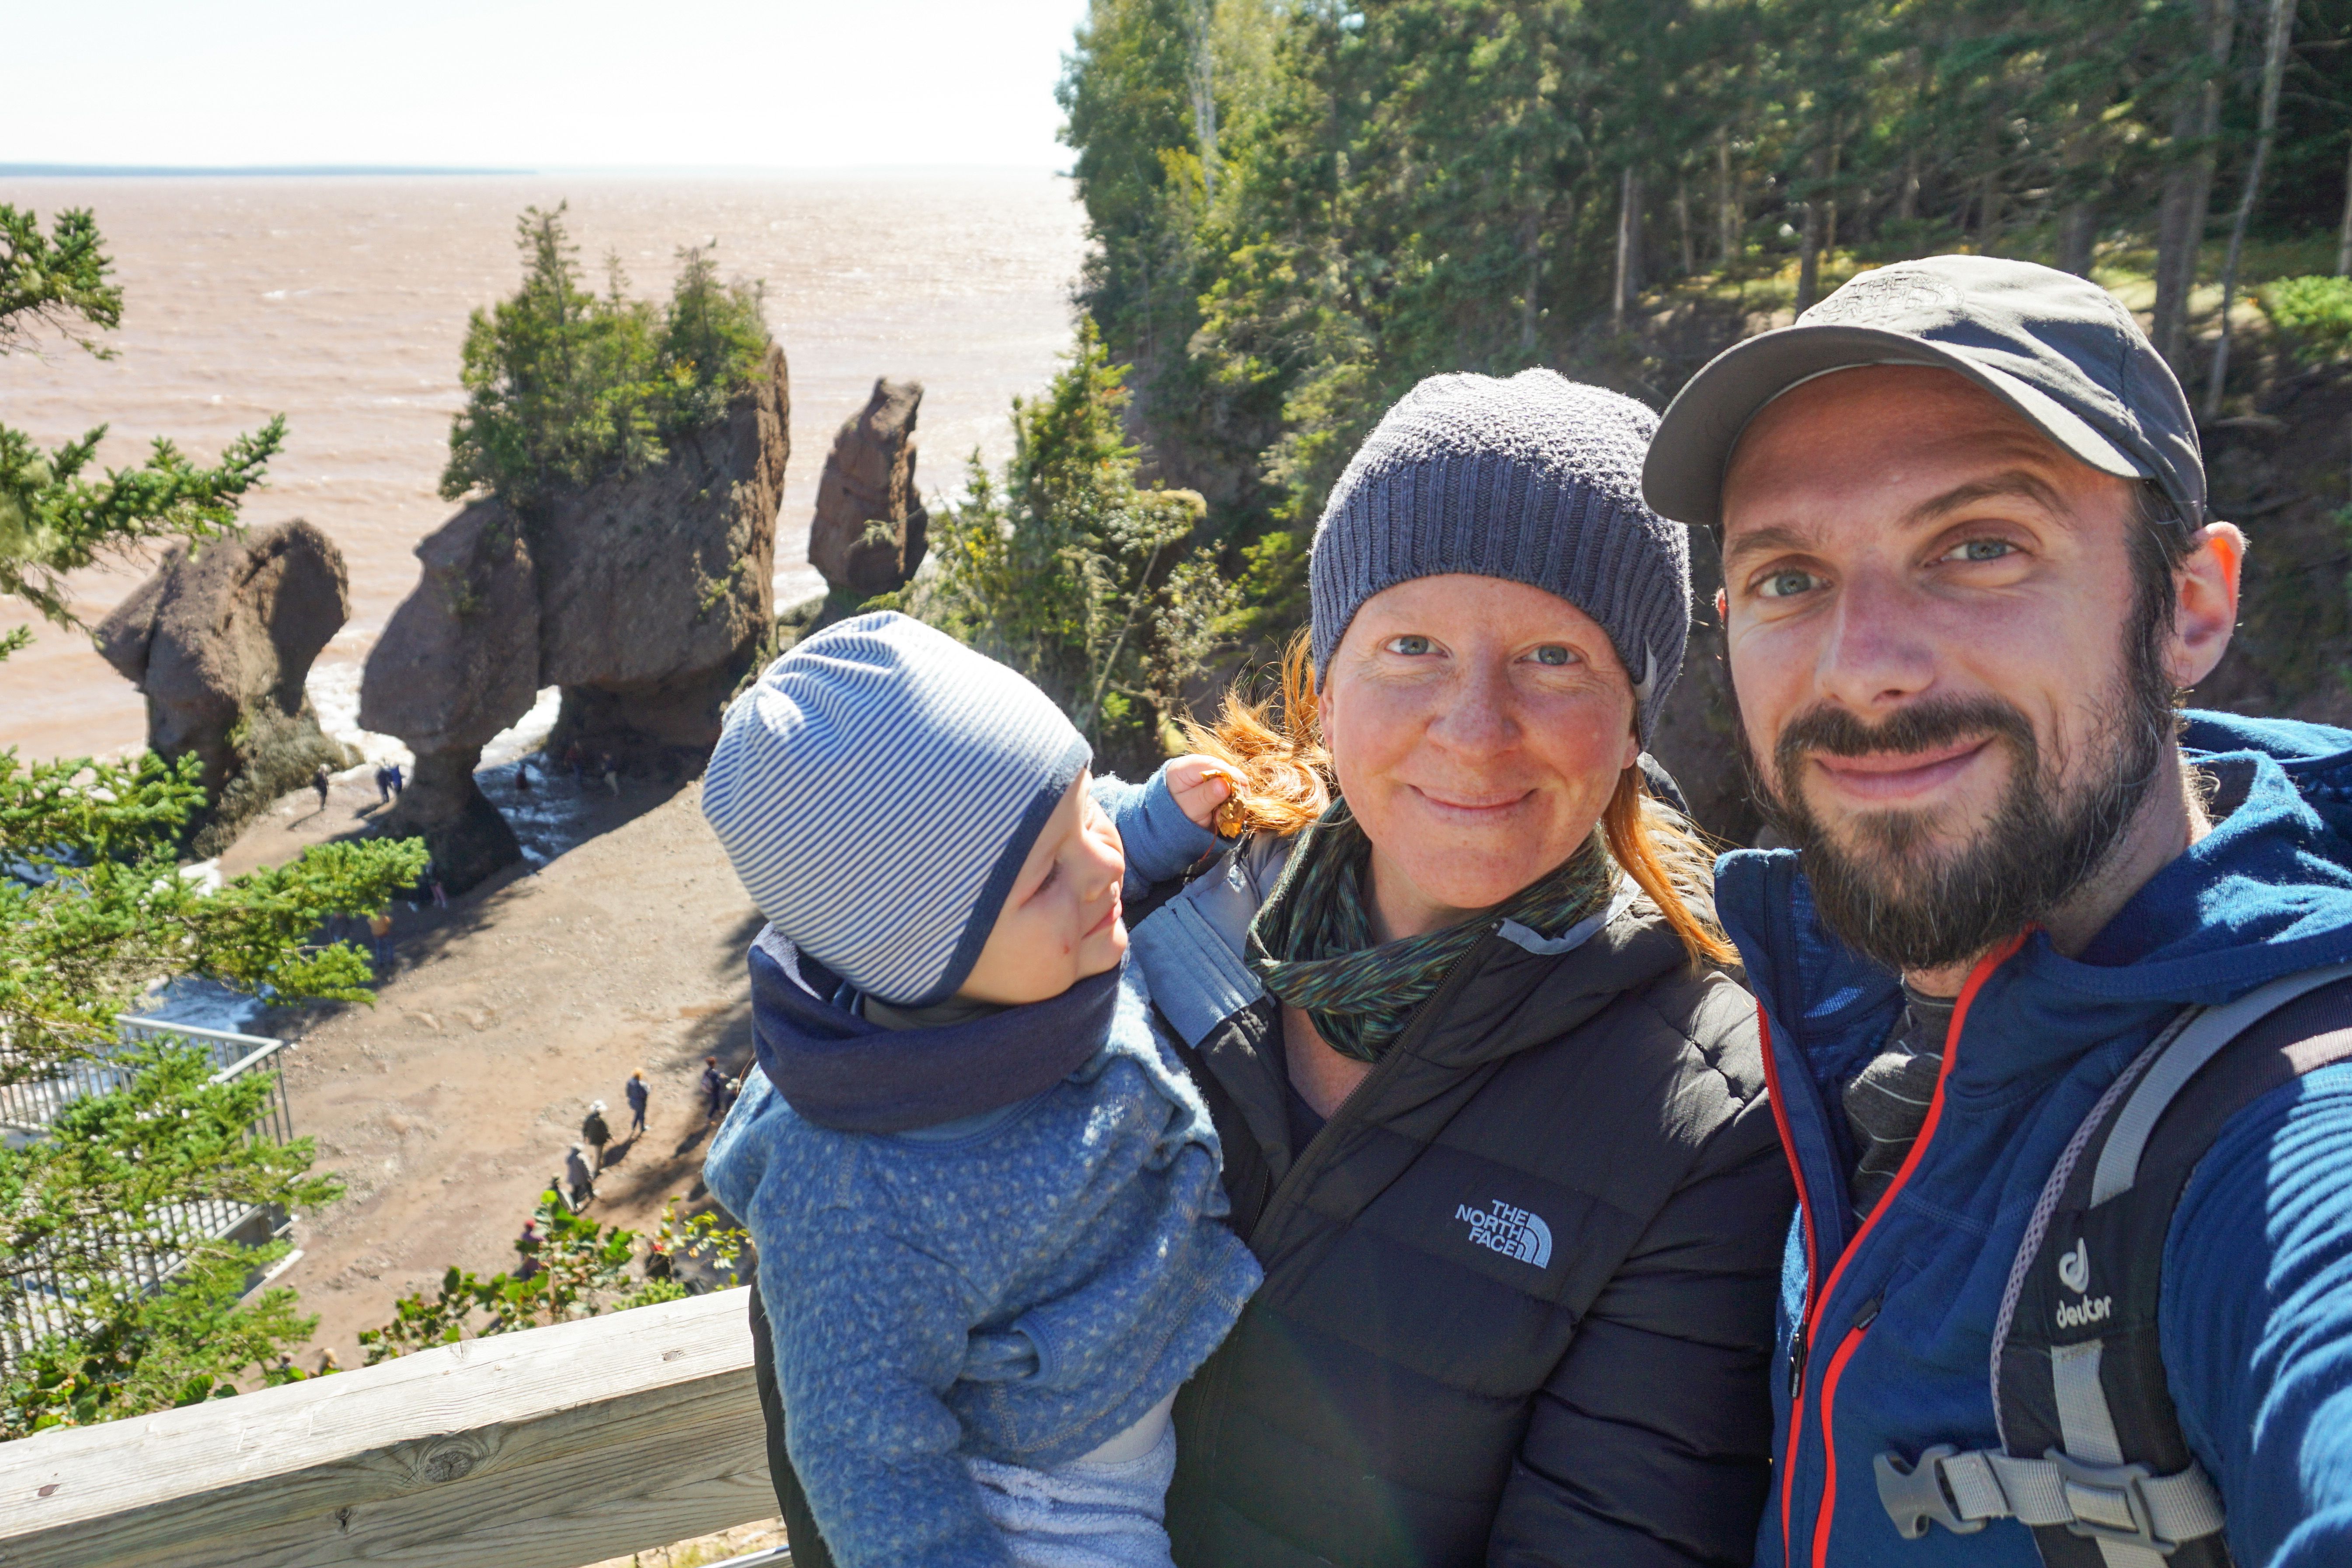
1756,568 -> 1822,600
1383,634 -> 1433,656
1527,644 -> 1577,667
1944,538 -> 2015,563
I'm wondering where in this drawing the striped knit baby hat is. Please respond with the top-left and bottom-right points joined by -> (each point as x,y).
701,612 -> 1091,1007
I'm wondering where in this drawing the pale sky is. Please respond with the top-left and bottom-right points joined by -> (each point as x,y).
3,0 -> 1095,170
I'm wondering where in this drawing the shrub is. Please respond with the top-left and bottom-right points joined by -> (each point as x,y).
441,204 -> 769,515
2259,276 -> 2352,367
901,321 -> 1242,774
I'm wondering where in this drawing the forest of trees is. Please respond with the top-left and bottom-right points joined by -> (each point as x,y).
1060,0 -> 2352,622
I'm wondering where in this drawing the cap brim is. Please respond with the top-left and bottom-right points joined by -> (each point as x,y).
1642,323 -> 2149,528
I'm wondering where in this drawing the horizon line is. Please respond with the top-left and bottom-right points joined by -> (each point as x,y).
1,161 -> 1072,179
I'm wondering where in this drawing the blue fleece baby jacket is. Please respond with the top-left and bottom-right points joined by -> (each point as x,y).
703,769 -> 1258,1568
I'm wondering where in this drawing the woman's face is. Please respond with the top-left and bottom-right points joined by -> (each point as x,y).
1321,574 -> 1640,939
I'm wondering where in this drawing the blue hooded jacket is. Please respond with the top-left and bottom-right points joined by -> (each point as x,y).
1723,711 -> 2352,1568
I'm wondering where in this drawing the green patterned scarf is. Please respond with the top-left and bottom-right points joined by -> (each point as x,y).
1246,798 -> 1616,1064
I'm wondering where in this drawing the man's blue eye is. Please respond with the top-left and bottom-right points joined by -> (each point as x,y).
1954,539 -> 2013,562
1386,635 -> 1433,655
1758,569 -> 1819,599
1529,645 -> 1575,666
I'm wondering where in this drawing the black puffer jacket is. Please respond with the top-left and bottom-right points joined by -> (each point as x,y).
1128,838 -> 1792,1568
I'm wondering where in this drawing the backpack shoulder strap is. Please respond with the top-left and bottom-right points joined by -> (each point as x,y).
1872,961 -> 2352,1565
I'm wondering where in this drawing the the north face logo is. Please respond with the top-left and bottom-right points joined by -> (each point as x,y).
1457,1199 -> 1552,1268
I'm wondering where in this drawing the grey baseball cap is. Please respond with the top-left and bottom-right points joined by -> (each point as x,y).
1642,254 -> 2206,531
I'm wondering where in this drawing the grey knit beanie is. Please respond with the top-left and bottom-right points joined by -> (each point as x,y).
701,612 -> 1091,1007
1309,369 -> 1691,737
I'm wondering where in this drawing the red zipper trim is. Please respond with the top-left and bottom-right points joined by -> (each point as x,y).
1809,1324 -> 1870,1568
1793,928 -> 2031,1565
1756,998 -> 1815,1568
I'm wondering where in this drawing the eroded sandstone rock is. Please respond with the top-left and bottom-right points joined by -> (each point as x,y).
97,518 -> 358,855
807,377 -> 928,598
361,341 -> 790,888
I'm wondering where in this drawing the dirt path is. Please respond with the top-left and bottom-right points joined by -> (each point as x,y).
223,777 -> 765,1367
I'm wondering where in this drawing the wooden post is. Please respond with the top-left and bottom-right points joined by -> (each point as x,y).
0,1288 -> 773,1568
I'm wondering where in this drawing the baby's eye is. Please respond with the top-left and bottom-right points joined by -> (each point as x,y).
1756,568 -> 1823,600
1942,538 -> 2015,563
1029,862 -> 1060,900
1526,644 -> 1578,667
1383,634 -> 1434,656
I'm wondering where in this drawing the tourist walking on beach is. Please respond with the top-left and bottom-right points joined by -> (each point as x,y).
564,1144 -> 595,1210
581,1100 -> 612,1172
387,761 -> 403,796
367,908 -> 394,977
625,1069 -> 649,1137
1110,371 -> 1787,1566
373,765 -> 394,805
311,764 -> 331,812
699,1056 -> 726,1124
1642,255 -> 2352,1566
602,753 -> 620,797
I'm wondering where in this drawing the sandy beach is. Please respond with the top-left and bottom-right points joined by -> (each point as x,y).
217,768 -> 763,1366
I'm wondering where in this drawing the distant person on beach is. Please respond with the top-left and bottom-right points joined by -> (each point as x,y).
564,1144 -> 595,1210
515,759 -> 532,793
430,879 -> 448,910
515,1218 -> 543,1280
582,1100 -> 612,1171
602,754 -> 620,797
311,764 -> 331,812
565,743 -> 585,786
701,612 -> 1253,1568
373,765 -> 394,805
699,1056 -> 725,1125
625,1069 -> 649,1137
367,909 -> 394,976
388,762 -> 403,796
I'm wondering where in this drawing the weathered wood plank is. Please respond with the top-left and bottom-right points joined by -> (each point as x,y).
0,1286 -> 776,1568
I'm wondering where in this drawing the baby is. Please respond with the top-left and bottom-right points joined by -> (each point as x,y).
700,612 -> 1262,1568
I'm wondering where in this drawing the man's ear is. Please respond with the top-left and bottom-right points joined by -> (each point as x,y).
2171,522 -> 2245,690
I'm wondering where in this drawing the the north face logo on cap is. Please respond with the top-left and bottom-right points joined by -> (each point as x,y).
1458,1198 -> 1553,1267
1800,268 -> 1962,329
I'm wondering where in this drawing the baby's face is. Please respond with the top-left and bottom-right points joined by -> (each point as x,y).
957,772 -> 1127,1005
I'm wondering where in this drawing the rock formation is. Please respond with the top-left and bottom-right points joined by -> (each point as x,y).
96,518 -> 359,856
807,378 -> 928,598
362,341 -> 789,891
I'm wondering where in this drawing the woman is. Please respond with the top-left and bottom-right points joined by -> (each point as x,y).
1129,370 -> 1792,1566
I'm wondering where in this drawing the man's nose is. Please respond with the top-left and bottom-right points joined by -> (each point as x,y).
1813,570 -> 1938,714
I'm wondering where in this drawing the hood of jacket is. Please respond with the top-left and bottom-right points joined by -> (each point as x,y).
1715,709 -> 2352,1567
749,925 -> 1120,1133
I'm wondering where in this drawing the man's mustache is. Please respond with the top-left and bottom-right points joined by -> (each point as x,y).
1774,695 -> 2038,776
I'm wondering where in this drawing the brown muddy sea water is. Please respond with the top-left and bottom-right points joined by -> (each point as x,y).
0,171 -> 1089,761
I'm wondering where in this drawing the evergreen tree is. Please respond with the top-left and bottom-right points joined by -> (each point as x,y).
0,208 -> 428,1437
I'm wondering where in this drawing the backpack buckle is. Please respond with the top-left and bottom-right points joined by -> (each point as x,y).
2046,1451 -> 2175,1554
1875,1446 -> 1986,1539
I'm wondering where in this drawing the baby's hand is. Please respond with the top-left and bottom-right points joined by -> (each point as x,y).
1164,754 -> 1237,829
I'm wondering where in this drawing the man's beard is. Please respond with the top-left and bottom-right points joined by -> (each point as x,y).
1743,637 -> 2177,974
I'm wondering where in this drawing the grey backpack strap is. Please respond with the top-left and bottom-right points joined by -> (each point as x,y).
1875,961 -> 2352,1563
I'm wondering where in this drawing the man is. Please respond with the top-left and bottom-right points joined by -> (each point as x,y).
1644,255 -> 2352,1568
581,1100 -> 612,1172
700,1055 -> 726,1125
625,1067 -> 649,1137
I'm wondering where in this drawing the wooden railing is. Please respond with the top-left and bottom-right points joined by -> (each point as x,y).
0,1287 -> 780,1568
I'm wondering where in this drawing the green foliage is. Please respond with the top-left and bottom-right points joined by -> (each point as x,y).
2260,276 -> 2352,366
1059,0 -> 2352,603
1,203 -> 430,1436
360,1195 -> 748,1363
440,204 -> 769,514
905,320 -> 1241,771
0,206 -> 287,629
